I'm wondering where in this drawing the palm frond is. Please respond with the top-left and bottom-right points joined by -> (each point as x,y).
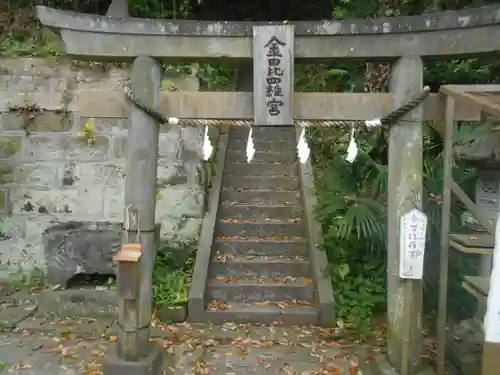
327,196 -> 386,244
453,122 -> 489,145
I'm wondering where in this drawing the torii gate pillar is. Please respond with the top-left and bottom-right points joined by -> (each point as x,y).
101,2 -> 164,375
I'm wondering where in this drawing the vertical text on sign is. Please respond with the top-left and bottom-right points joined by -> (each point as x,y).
399,208 -> 427,280
253,25 -> 295,126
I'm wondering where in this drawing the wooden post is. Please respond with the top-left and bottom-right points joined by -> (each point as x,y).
253,25 -> 294,126
387,56 -> 425,375
477,253 -> 493,322
436,95 -> 455,375
475,112 -> 494,328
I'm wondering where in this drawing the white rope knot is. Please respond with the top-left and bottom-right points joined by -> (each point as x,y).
365,118 -> 382,129
297,128 -> 310,164
246,127 -> 255,163
345,126 -> 358,163
202,125 -> 213,161
168,117 -> 179,125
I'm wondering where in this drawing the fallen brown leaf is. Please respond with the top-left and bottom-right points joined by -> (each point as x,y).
10,363 -> 32,370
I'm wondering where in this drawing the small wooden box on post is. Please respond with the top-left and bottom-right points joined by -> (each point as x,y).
103,205 -> 163,375
114,243 -> 142,300
113,242 -> 142,361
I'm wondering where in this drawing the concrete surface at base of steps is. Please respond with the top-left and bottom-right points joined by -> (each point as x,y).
0,331 -> 358,375
0,306 -> 375,375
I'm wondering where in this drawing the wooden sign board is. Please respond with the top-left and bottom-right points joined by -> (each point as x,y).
399,208 -> 427,279
253,25 -> 295,126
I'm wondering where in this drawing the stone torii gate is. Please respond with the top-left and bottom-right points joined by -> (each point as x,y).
36,2 -> 500,375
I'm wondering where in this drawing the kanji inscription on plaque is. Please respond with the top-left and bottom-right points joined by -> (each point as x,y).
253,25 -> 294,125
399,208 -> 427,279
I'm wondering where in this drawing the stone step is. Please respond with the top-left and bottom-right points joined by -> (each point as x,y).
229,126 -> 296,142
214,238 -> 308,256
210,255 -> 310,277
216,221 -> 306,238
228,140 -> 296,152
225,149 -> 297,163
220,189 -> 301,205
224,162 -> 297,177
207,276 -> 314,302
223,175 -> 299,190
218,204 -> 303,220
203,301 -> 318,325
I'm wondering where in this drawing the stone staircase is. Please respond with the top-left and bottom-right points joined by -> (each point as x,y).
191,125 -> 333,325
188,63 -> 334,326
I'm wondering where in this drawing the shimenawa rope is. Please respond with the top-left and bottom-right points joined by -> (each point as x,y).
124,85 -> 430,163
124,85 -> 431,129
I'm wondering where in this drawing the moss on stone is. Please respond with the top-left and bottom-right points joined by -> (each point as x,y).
0,136 -> 22,159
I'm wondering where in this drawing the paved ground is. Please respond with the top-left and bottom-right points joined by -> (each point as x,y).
1,318 -> 377,375
0,287 -> 383,375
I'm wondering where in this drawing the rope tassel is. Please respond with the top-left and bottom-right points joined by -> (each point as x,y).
297,128 -> 311,164
246,127 -> 255,163
202,125 -> 213,161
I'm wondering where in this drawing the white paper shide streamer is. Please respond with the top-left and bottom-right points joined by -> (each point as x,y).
345,126 -> 358,163
344,118 -> 382,163
202,126 -> 213,161
297,128 -> 311,164
246,127 -> 255,163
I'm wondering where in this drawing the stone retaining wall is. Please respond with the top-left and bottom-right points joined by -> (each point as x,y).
0,58 -> 205,279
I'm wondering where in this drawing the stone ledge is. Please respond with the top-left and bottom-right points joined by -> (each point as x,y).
36,288 -> 118,319
0,58 -> 70,77
296,127 -> 335,327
